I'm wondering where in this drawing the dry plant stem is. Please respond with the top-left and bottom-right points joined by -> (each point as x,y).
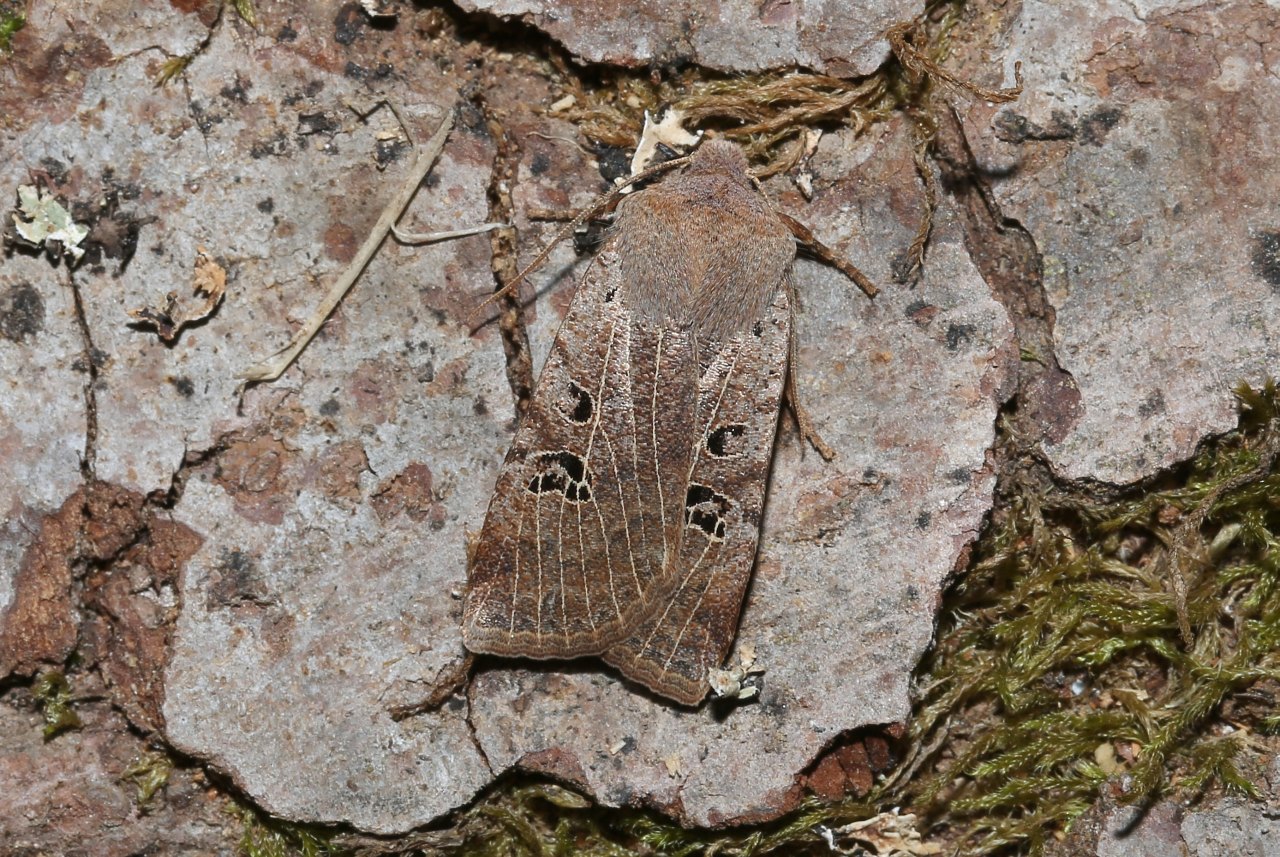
900,131 -> 940,283
238,101 -> 458,382
388,652 -> 476,720
524,207 -> 581,222
887,22 -> 1024,104
392,223 -> 505,243
678,75 -> 885,139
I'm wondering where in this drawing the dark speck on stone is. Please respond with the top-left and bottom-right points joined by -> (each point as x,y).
946,323 -> 975,351
1137,389 -> 1166,417
334,3 -> 365,45
1251,230 -> 1280,289
1077,105 -> 1123,146
0,282 -> 45,342
320,398 -> 341,416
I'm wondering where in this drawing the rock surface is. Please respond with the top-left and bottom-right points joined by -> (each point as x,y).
453,0 -> 917,77
957,0 -> 1280,483
0,687 -> 239,857
1047,757 -> 1280,857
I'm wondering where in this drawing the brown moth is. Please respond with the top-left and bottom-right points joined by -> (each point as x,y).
463,139 -> 873,705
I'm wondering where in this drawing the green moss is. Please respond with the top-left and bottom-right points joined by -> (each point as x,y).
121,750 -> 174,806
33,671 -> 81,740
231,0 -> 257,29
234,804 -> 342,857
897,380 -> 1280,854
0,5 -> 24,54
154,54 -> 193,87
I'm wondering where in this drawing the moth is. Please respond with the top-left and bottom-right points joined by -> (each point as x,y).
462,140 -> 875,705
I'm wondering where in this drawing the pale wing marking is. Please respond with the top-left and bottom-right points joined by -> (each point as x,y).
534,485 -> 545,643
663,540 -> 723,671
628,324 -> 650,598
598,426 -> 629,620
578,318 -> 621,630
687,341 -> 743,486
651,329 -> 669,565
642,342 -> 742,672
556,487 -> 569,629
508,499 -> 526,639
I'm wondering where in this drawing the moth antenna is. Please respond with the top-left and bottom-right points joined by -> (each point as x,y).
475,154 -> 693,315
779,212 -> 879,298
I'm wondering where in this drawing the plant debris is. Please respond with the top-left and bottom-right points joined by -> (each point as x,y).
10,185 -> 91,262
129,247 -> 227,343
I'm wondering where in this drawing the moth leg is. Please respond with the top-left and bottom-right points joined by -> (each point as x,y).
785,282 -> 837,462
778,212 -> 878,298
388,651 -> 475,721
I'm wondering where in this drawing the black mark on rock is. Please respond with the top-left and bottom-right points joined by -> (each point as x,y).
0,282 -> 45,342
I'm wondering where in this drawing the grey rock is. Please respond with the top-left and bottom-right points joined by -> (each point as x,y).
454,0 -> 917,77
960,0 -> 1280,484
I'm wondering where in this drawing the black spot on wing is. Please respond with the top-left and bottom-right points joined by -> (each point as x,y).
555,379 -> 594,424
706,423 -> 747,458
527,451 -> 593,502
685,484 -> 731,541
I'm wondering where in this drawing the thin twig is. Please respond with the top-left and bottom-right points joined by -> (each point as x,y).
239,100 -> 459,383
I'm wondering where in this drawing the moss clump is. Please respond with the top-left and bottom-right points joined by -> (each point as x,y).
33,670 -> 82,740
548,1 -> 992,175
0,5 -> 24,54
899,381 -> 1280,854
235,804 -> 341,857
121,750 -> 174,806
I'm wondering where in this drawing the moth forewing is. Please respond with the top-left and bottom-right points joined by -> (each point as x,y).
463,254 -> 694,657
602,290 -> 791,705
463,139 -> 816,705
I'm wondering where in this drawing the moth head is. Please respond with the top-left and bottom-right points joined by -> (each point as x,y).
686,140 -> 751,186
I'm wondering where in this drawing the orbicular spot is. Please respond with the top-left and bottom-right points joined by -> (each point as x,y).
555,379 -> 594,424
706,423 -> 747,458
685,484 -> 731,541
527,450 -> 592,502
751,320 -> 764,337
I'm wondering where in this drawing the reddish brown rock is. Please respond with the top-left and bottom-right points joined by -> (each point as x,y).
0,493 -> 84,679
83,518 -> 201,733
